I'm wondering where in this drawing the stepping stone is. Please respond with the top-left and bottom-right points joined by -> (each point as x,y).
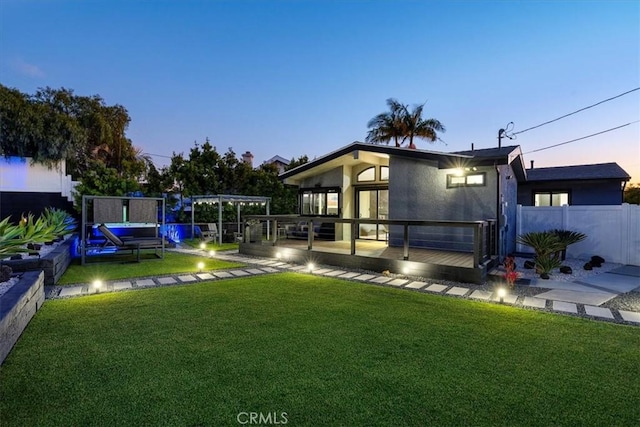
553,301 -> 578,314
213,271 -> 233,278
271,262 -> 287,267
136,279 -> 156,287
312,268 -> 332,275
493,294 -> 518,304
157,277 -> 177,285
177,275 -> 197,282
229,270 -> 250,276
288,265 -> 307,271
338,272 -> 360,279
252,260 -> 271,265
536,290 -> 616,306
261,267 -> 279,273
522,296 -> 546,309
324,270 -> 347,277
388,279 -> 410,287
196,273 -> 214,280
470,290 -> 491,300
425,284 -> 447,293
619,310 -> 640,323
405,281 -> 426,289
370,276 -> 393,284
59,286 -> 83,297
584,305 -> 614,319
447,287 -> 469,296
354,274 -> 376,281
112,281 -> 133,290
246,269 -> 266,274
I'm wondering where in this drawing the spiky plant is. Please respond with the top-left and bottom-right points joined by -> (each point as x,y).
551,229 -> 587,260
0,217 -> 29,257
535,254 -> 563,276
18,214 -> 56,244
516,231 -> 564,258
42,207 -> 77,237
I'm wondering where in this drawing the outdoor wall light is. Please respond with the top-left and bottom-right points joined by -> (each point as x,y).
497,287 -> 506,303
453,168 -> 464,177
197,262 -> 205,272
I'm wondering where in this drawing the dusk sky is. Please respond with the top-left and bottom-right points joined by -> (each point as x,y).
2,1 -> 639,183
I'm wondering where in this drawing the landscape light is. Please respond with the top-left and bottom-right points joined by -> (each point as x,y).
199,242 -> 206,250
93,280 -> 102,292
402,266 -> 410,275
497,287 -> 506,303
197,262 -> 205,272
276,252 -> 282,259
307,262 -> 315,273
209,250 -> 216,257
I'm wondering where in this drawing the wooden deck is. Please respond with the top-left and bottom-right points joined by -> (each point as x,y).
275,238 -> 474,268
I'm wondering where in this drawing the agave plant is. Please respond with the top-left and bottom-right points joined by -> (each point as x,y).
42,207 -> 77,238
0,217 -> 29,257
18,213 -> 56,245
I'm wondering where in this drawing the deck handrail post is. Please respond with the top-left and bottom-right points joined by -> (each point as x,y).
351,220 -> 356,255
473,224 -> 481,267
307,219 -> 314,250
273,219 -> 278,245
403,223 -> 409,260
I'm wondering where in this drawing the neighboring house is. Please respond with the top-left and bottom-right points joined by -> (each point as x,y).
264,155 -> 290,174
517,162 -> 630,206
0,156 -> 78,221
280,142 -> 526,256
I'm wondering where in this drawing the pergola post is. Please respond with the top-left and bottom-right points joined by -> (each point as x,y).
218,196 -> 223,246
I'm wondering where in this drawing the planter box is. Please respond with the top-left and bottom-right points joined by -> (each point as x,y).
0,271 -> 44,365
3,237 -> 75,285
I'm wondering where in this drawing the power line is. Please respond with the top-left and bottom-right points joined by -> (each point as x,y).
514,87 -> 640,135
145,152 -> 172,159
523,120 -> 640,154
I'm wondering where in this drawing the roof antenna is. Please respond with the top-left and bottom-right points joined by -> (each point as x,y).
498,122 -> 515,148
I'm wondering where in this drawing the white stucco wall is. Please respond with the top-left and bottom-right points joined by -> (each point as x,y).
0,157 -> 77,200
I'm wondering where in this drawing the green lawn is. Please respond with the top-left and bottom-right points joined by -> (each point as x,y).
58,251 -> 243,284
2,273 -> 639,426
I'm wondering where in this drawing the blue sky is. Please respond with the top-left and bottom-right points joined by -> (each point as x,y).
2,0 -> 639,182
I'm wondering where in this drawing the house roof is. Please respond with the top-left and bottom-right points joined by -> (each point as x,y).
525,162 -> 631,182
265,155 -> 290,165
280,142 -> 526,183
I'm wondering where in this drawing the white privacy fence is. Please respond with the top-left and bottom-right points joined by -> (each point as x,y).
517,204 -> 640,265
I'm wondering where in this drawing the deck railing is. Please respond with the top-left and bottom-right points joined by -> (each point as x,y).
243,215 -> 496,267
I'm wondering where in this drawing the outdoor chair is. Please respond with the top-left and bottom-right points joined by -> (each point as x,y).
199,223 -> 218,241
97,224 -> 165,262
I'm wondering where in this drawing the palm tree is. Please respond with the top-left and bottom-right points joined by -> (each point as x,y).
366,98 -> 445,148
365,98 -> 406,147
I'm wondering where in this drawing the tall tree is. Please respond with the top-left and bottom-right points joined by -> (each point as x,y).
365,98 -> 445,148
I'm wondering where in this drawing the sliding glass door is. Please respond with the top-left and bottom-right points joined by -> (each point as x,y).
356,188 -> 388,240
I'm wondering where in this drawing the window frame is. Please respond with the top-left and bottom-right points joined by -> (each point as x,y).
446,172 -> 487,188
533,190 -> 571,206
356,167 -> 376,182
299,187 -> 341,216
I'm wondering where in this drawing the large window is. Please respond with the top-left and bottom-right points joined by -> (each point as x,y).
300,188 -> 340,216
357,167 -> 376,182
534,191 -> 569,206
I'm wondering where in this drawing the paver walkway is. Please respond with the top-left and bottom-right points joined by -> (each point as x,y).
49,248 -> 640,326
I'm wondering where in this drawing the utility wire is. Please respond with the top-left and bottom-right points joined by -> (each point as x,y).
514,87 -> 640,135
523,120 -> 639,154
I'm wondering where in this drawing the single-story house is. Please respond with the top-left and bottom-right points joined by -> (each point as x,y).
517,162 -> 630,206
278,142 -> 630,259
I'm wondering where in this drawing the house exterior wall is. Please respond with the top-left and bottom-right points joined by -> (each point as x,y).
388,156 -> 500,252
298,166 -> 344,189
499,164 -> 518,255
517,179 -> 624,205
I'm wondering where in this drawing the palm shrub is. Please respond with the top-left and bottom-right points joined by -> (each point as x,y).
551,229 -> 587,260
42,207 -> 77,238
516,231 -> 564,277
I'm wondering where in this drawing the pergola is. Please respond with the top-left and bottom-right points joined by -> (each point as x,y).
190,194 -> 271,245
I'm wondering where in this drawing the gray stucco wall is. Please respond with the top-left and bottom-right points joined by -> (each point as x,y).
517,180 -> 624,206
298,166 -> 344,189
388,157 -> 499,252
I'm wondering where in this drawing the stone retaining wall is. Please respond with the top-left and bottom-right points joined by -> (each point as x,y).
4,237 -> 75,285
0,271 -> 44,365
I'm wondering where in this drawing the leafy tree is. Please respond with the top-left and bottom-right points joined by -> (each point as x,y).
285,155 -> 309,171
624,184 -> 640,204
365,98 -> 445,148
72,160 -> 141,209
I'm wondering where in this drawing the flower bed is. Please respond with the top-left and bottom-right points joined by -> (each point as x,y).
0,271 -> 44,365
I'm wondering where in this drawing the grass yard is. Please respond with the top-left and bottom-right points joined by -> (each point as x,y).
1,273 -> 639,426
58,251 -> 243,284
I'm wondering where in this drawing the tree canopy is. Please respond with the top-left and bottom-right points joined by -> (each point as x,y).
365,98 -> 445,148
